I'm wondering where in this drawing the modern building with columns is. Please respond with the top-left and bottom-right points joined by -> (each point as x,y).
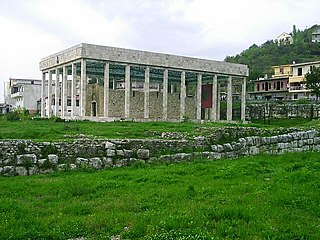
39,43 -> 248,122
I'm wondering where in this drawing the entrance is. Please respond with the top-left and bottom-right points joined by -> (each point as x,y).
92,102 -> 97,117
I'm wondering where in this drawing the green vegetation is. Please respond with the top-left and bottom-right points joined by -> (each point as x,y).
0,152 -> 319,239
305,66 -> 320,102
225,25 -> 320,81
0,116 -> 318,141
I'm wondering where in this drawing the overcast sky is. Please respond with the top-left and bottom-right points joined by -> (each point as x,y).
0,0 -> 319,102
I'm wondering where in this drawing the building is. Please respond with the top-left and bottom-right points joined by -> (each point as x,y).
0,103 -> 12,114
312,28 -> 320,43
276,32 -> 293,46
250,60 -> 320,100
250,65 -> 291,100
4,78 -> 41,113
39,43 -> 248,122
288,61 -> 320,100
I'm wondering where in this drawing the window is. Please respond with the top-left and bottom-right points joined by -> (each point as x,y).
76,99 -> 80,107
262,83 -> 264,90
31,81 -> 34,84
280,67 -> 284,74
281,82 -> 284,89
67,99 -> 71,106
294,94 -> 298,99
298,68 -> 303,76
257,83 -> 260,92
269,83 -> 272,89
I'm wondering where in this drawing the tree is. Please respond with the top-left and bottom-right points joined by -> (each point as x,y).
304,66 -> 320,102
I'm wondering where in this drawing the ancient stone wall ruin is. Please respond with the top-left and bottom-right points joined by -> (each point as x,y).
0,130 -> 319,176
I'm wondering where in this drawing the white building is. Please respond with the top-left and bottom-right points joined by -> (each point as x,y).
276,32 -> 293,46
5,78 -> 42,113
312,28 -> 320,43
288,61 -> 320,100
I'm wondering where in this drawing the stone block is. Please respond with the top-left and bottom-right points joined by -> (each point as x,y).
102,157 -> 113,168
48,154 -> 58,165
217,145 -> 224,152
17,154 -> 37,166
223,143 -> 233,152
123,149 -> 134,158
88,157 -> 102,169
76,157 -> 89,165
249,146 -> 260,155
15,166 -> 28,176
2,166 -> 16,176
116,150 -> 125,157
28,167 -> 39,175
105,141 -> 116,149
70,164 -> 77,171
211,145 -> 218,152
106,149 -> 116,157
137,149 -> 150,159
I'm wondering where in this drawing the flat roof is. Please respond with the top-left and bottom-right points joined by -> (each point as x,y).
40,43 -> 248,77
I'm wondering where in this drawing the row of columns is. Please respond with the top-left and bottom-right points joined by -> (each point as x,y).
41,60 -> 246,121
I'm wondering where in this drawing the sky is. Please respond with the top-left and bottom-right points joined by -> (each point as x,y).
0,0 -> 319,103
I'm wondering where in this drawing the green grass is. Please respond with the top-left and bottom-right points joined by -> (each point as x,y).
0,118 -> 246,141
0,117 -> 319,141
0,152 -> 319,239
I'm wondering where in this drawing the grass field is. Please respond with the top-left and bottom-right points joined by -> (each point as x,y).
0,152 -> 319,239
0,117 -> 319,141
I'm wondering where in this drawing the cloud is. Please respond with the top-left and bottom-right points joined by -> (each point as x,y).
0,0 -> 320,102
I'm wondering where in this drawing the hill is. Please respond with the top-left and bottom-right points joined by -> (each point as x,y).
225,25 -> 320,80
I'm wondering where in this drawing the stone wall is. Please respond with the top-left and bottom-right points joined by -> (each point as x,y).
84,86 -> 196,120
0,130 -> 319,177
247,103 -> 320,120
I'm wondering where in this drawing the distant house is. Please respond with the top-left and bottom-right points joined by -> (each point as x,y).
250,65 -> 291,100
288,61 -> 320,100
250,61 -> 320,101
4,78 -> 42,114
276,32 -> 293,46
0,103 -> 12,114
312,28 -> 320,43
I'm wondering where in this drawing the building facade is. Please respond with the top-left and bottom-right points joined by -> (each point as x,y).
312,28 -> 320,43
250,61 -> 320,101
39,43 -> 248,122
289,61 -> 320,100
4,78 -> 41,113
276,32 -> 293,46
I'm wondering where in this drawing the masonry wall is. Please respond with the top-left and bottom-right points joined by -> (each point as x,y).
0,130 -> 319,176
84,85 -> 197,120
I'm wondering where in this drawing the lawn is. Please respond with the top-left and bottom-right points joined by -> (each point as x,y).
0,116 -> 319,141
0,152 -> 319,239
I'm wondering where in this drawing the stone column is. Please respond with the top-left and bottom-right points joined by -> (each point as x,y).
210,74 -> 218,121
163,69 -> 168,120
61,66 -> 67,117
80,59 -> 86,117
217,82 -> 221,121
144,66 -> 150,119
54,69 -> 60,116
124,64 -> 130,118
180,70 -> 186,120
104,62 -> 110,118
227,76 -> 233,121
196,73 -> 202,120
71,63 -> 77,117
47,71 -> 52,117
41,72 -> 46,118
241,77 -> 247,122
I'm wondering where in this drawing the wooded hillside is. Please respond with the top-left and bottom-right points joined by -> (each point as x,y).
225,25 -> 320,80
